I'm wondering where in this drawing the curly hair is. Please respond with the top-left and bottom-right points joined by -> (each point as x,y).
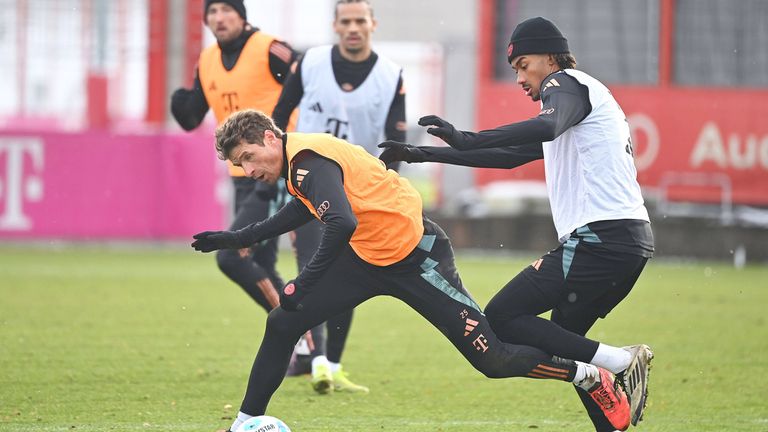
553,52 -> 577,69
214,110 -> 283,161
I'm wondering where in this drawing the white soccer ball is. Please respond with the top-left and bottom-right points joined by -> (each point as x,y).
236,415 -> 291,432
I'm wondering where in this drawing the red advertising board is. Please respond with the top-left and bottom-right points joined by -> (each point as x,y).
475,0 -> 768,206
474,84 -> 768,205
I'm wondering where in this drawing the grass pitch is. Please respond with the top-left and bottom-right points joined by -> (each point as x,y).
1,245 -> 766,431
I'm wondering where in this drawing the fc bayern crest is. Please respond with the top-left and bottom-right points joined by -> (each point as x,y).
507,42 -> 514,58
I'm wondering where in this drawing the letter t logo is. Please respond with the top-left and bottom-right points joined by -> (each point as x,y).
0,137 -> 44,230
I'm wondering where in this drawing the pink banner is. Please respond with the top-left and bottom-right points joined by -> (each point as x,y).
0,130 -> 228,239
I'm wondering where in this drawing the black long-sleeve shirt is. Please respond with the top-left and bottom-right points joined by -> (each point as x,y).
170,27 -> 298,131
453,71 -> 591,151
272,45 -> 406,143
234,135 -> 356,290
414,143 -> 544,169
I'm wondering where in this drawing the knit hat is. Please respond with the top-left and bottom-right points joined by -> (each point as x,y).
507,17 -> 569,63
204,0 -> 247,22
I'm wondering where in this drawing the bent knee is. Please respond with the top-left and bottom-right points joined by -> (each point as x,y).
216,248 -> 236,268
216,248 -> 245,274
265,308 -> 304,339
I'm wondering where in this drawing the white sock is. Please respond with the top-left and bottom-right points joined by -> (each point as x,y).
590,343 -> 632,374
230,411 -> 253,432
329,361 -> 342,373
311,355 -> 329,373
572,361 -> 600,391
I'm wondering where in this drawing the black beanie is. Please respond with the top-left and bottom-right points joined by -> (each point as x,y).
507,17 -> 569,63
204,0 -> 247,22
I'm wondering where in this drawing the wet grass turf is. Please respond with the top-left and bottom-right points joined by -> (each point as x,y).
1,246 -> 766,431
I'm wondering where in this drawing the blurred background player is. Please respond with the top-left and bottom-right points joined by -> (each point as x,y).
169,1 -> 322,350
381,16 -> 654,431
270,0 -> 407,393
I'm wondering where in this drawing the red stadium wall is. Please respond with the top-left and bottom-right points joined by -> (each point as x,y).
476,0 -> 768,206
474,84 -> 768,205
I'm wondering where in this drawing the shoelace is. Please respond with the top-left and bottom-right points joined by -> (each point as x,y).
616,370 -> 629,393
593,386 -> 617,410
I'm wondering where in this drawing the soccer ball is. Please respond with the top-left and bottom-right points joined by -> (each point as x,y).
236,415 -> 291,432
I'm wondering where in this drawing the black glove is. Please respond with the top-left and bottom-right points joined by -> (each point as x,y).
377,141 -> 427,165
191,230 -> 247,253
418,115 -> 472,150
279,280 -> 307,312
170,87 -> 205,131
170,88 -> 194,109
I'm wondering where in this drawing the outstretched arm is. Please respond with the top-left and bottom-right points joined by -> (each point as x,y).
419,73 -> 590,150
236,198 -> 315,244
378,141 -> 543,169
191,198 -> 313,252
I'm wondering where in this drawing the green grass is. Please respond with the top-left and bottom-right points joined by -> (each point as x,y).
0,245 -> 766,431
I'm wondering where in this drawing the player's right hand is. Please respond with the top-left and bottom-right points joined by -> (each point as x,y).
191,230 -> 245,252
377,140 -> 426,164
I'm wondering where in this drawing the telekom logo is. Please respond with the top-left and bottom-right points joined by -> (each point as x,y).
0,137 -> 44,230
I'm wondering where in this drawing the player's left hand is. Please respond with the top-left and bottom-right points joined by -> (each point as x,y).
418,115 -> 471,150
280,280 -> 306,312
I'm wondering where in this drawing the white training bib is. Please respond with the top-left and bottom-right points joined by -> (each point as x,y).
296,45 -> 401,156
542,69 -> 649,243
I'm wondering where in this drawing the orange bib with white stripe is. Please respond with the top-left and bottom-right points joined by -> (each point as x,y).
285,133 -> 424,266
